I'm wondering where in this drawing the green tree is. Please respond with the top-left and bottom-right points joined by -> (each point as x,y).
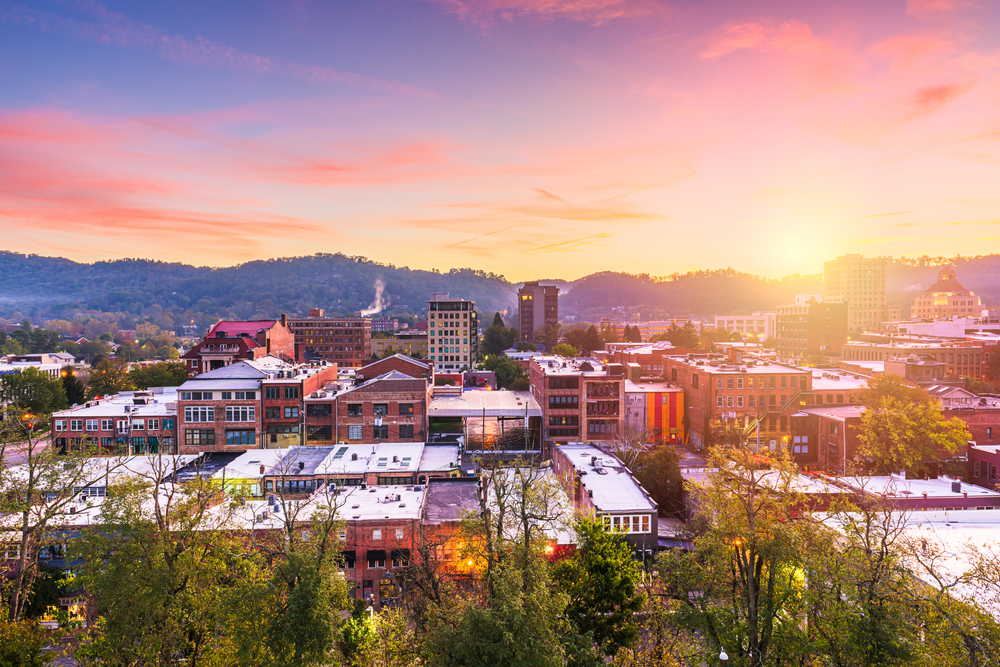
0,367 -> 67,415
564,328 -> 589,353
661,425 -> 812,666
480,325 -> 518,357
515,341 -> 538,352
127,361 -> 189,389
554,517 -> 645,656
552,343 -> 579,357
582,326 -> 603,355
533,323 -> 562,352
633,446 -> 685,519
855,374 -> 969,475
0,619 -> 53,667
86,357 -> 133,398
483,355 -> 527,390
492,312 -> 504,328
60,366 -> 85,406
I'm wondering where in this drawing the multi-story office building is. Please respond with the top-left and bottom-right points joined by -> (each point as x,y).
518,281 -> 559,343
427,293 -> 478,372
529,356 -> 625,452
714,311 -> 776,340
842,338 -> 986,379
286,309 -> 372,368
823,254 -> 891,329
372,331 -> 428,359
910,267 -> 984,320
775,299 -> 848,362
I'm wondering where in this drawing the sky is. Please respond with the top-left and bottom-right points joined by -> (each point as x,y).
2,0 -> 1000,282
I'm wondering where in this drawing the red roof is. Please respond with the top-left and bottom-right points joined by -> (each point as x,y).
207,320 -> 278,337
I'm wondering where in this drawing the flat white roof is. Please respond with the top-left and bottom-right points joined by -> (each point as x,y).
53,389 -> 180,418
557,444 -> 656,513
428,390 -> 542,418
837,474 -> 1000,500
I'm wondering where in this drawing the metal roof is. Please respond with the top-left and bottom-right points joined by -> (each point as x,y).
428,390 -> 541,418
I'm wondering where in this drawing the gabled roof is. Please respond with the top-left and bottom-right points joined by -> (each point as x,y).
362,353 -> 429,369
207,320 -> 279,337
193,360 -> 268,380
925,384 -> 976,399
338,370 -> 426,397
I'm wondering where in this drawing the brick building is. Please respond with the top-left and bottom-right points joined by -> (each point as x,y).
302,371 -> 429,446
427,293 -> 478,372
843,338 -> 986,379
181,318 -> 295,377
518,281 -> 559,343
661,351 -> 812,452
529,356 -> 625,450
176,356 -> 338,454
357,354 -> 433,382
286,309 -> 372,368
52,388 -> 179,454
371,331 -> 428,360
791,405 -> 864,473
775,299 -> 848,363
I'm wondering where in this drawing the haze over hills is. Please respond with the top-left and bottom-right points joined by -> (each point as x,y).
1,251 -> 999,330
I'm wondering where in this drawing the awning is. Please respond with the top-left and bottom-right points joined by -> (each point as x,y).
341,550 -> 356,566
366,549 -> 386,561
390,549 -> 410,561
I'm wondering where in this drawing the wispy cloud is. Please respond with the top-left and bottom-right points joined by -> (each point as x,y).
427,0 -> 670,28
2,0 -> 433,96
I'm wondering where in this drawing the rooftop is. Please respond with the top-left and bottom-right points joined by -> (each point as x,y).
837,474 -> 1000,500
421,477 -> 480,524
530,356 -> 623,377
801,405 -> 866,420
428,390 -> 542,418
53,388 -> 180,418
810,369 -> 870,391
556,444 -> 656,513
663,354 -> 807,375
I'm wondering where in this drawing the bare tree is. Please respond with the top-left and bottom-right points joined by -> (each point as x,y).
0,412 -> 128,621
602,422 -> 656,471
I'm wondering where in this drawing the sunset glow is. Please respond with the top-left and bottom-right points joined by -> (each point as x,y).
2,0 -> 1000,279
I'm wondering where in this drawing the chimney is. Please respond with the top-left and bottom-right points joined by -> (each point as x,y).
281,313 -> 288,327
259,464 -> 265,475
298,461 -> 305,470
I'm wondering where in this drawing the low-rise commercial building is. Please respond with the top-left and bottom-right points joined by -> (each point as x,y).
529,356 -> 625,450
181,318 -> 295,377
52,388 -> 179,454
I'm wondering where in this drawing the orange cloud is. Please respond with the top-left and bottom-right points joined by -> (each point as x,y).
428,0 -> 670,27
870,33 -> 955,71
911,81 -> 972,112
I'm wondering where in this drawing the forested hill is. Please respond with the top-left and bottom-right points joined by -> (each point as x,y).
2,251 -> 999,330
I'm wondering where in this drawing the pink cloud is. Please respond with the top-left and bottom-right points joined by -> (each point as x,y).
906,0 -> 978,18
870,33 -> 955,71
911,81 -> 972,112
427,0 -> 670,28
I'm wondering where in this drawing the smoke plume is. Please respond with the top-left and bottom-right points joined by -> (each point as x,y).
360,279 -> 390,316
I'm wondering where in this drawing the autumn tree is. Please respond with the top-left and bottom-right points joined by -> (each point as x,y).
86,357 -> 133,398
855,374 -> 970,475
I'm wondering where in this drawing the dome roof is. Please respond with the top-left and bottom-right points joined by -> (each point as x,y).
922,267 -> 972,295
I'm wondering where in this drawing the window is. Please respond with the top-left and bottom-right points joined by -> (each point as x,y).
395,528 -> 404,540
284,387 -> 300,399
748,395 -> 755,408
347,404 -> 363,416
221,392 -> 232,400
748,377 -> 755,389
726,377 -> 733,389
132,419 -> 144,430
348,425 -> 362,440
737,396 -> 744,408
163,418 -> 174,431
85,419 -> 99,431
373,529 -> 382,540
266,386 -> 280,399
601,514 -> 651,533
548,376 -> 579,389
55,420 -> 66,431
373,404 -> 388,416
769,377 -> 775,389
399,424 -> 414,439
737,378 -> 744,390
147,418 -> 159,431
226,430 -> 255,446
368,553 -> 386,569
780,376 -> 787,389
727,396 -> 734,407
266,406 -> 281,419
374,425 -> 389,439
399,403 -> 414,416
284,406 -> 299,419
225,406 -> 255,422
790,376 -> 797,389
717,396 -> 724,407
185,429 -> 215,446
792,435 -> 808,454
185,406 -> 215,422
548,396 -> 579,409
974,459 -> 981,477
989,428 -> 993,441
717,377 -> 724,389
70,419 -> 83,431
307,403 -> 332,417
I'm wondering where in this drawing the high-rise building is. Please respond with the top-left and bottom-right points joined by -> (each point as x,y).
286,309 -> 372,368
775,298 -> 847,363
518,281 -> 559,342
823,254 -> 890,328
427,293 -> 478,371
